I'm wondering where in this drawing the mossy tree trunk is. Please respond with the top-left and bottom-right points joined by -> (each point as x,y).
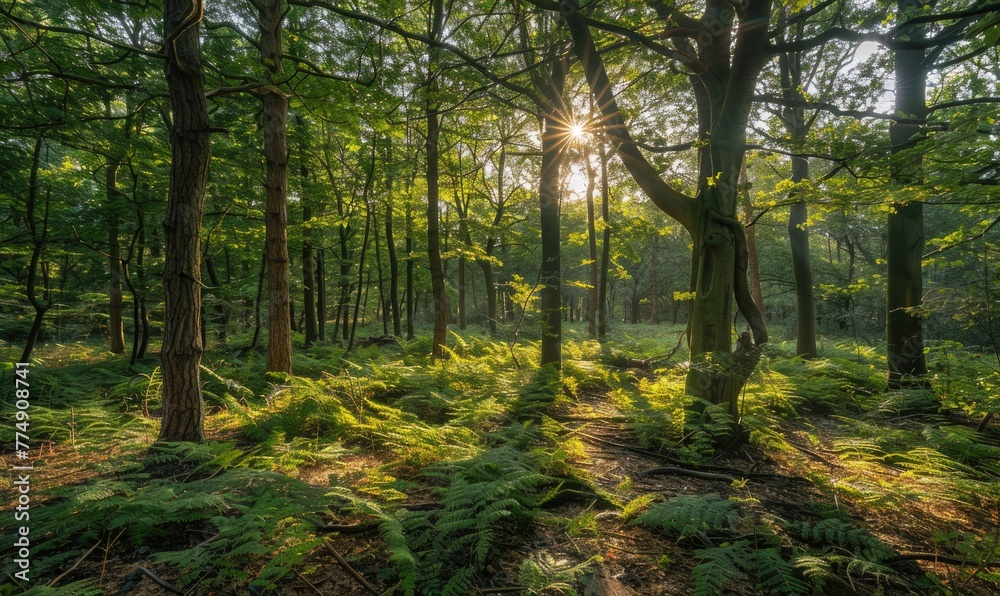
566,0 -> 770,414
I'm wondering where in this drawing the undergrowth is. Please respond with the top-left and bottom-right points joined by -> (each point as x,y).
5,331 -> 1000,594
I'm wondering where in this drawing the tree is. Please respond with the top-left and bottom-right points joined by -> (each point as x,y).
426,0 -> 449,358
560,0 -> 770,411
260,0 -> 293,374
159,0 -> 211,443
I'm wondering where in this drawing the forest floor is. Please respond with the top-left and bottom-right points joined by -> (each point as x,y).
3,325 -> 1000,595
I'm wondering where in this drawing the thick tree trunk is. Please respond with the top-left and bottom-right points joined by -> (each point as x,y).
106,160 -> 126,354
567,3 -> 769,415
159,0 -> 210,443
302,204 -> 317,347
261,0 -> 292,374
887,0 -> 928,387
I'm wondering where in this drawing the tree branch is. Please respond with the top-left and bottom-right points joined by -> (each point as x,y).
562,4 -> 696,232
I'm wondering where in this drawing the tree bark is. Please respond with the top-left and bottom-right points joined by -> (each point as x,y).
597,141 -> 611,342
426,0 -> 449,358
261,0 -> 292,374
347,203 -> 372,353
539,58 -> 567,369
887,0 -> 928,387
21,137 -> 51,364
406,204 -> 416,340
159,0 -> 210,443
316,247 -> 326,340
779,34 -> 817,358
585,146 -> 599,337
566,1 -> 771,414
386,197 -> 402,336
651,233 -> 659,325
106,159 -> 126,354
302,203 -> 317,346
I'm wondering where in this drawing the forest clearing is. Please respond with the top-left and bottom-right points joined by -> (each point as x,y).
2,0 -> 1000,594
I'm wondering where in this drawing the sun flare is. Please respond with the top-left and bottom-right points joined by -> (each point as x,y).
570,123 -> 586,140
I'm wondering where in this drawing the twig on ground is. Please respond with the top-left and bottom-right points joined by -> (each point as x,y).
324,538 -> 380,595
47,541 -> 101,587
138,567 -> 185,595
293,568 -> 326,595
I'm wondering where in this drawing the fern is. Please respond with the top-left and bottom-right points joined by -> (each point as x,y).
633,493 -> 741,539
691,543 -> 747,596
784,518 -> 895,562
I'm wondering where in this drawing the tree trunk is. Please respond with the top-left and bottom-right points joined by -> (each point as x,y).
426,0 -> 448,358
585,146 -> 599,337
887,0 -> 928,387
204,242 -> 228,340
539,58 -> 567,369
779,36 -> 816,358
261,0 -> 292,374
316,247 -> 326,340
406,205 -> 415,340
250,249 -> 266,350
567,4 -> 769,415
597,141 -> 611,342
347,205 -> 372,353
159,0 -> 210,443
386,199 -> 402,336
106,159 -> 126,354
302,204 -> 317,346
651,233 -> 659,325
21,137 -> 51,364
373,201 -> 388,336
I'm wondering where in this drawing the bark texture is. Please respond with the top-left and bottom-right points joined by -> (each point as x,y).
261,0 -> 292,373
538,58 -> 567,369
426,0 -> 448,358
106,159 -> 126,354
159,0 -> 210,443
887,0 -> 928,387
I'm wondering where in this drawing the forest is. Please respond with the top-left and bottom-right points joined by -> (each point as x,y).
1,0 -> 1000,593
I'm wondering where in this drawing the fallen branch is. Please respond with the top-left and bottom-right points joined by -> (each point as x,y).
293,568 -> 326,595
324,538 -> 380,595
138,567 -> 184,595
892,553 -> 1000,568
47,541 -> 101,587
638,466 -> 737,482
